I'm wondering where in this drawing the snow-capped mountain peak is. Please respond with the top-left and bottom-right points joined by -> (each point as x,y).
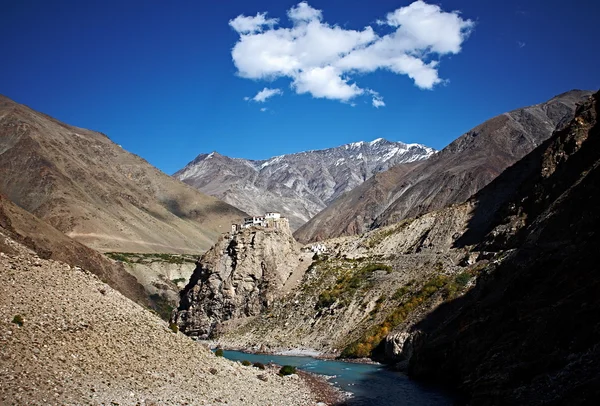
174,138 -> 435,229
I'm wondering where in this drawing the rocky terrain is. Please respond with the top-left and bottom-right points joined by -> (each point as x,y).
173,221 -> 314,338
0,94 -> 246,254
175,139 -> 434,229
295,90 -> 592,243
403,90 -> 600,404
0,194 -> 148,306
0,231 -> 326,405
176,91 -> 600,405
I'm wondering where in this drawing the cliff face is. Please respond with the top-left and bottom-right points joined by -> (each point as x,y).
173,223 -> 308,338
404,91 -> 600,404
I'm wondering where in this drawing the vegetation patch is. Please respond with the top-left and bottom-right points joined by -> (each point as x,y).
315,262 -> 393,309
149,293 -> 174,321
341,275 -> 451,358
214,348 -> 224,357
168,322 -> 179,333
253,362 -> 266,370
171,277 -> 186,285
278,365 -> 297,376
241,360 -> 252,366
105,252 -> 196,265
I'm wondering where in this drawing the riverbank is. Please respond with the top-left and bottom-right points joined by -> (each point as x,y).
200,339 -> 379,364
297,370 -> 349,405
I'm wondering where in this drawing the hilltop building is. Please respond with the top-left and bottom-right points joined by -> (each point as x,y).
231,212 -> 289,233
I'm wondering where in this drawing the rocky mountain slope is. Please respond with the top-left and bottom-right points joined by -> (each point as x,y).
0,232 -> 320,405
175,91 -> 600,404
295,90 -> 592,243
0,194 -> 149,306
175,139 -> 434,229
0,94 -> 246,253
405,91 -> 600,405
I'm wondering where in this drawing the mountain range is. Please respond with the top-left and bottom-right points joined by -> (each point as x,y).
294,89 -> 592,242
174,139 -> 435,229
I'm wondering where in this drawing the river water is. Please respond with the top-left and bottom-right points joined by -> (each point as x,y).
221,350 -> 456,405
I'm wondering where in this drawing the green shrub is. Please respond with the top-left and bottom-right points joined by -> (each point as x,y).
106,252 -> 131,263
455,271 -> 471,287
215,348 -> 224,357
168,322 -> 178,333
12,315 -> 24,326
241,360 -> 252,366
392,286 -> 409,301
253,362 -> 266,370
171,277 -> 186,285
279,365 -> 297,376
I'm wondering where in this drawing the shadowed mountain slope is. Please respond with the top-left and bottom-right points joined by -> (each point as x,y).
407,90 -> 600,405
0,95 -> 246,253
294,90 -> 592,243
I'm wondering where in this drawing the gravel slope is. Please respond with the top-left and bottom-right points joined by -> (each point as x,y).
0,234 -> 320,406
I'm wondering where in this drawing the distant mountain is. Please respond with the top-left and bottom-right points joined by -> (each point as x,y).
174,139 -> 435,230
294,89 -> 593,243
0,95 -> 246,254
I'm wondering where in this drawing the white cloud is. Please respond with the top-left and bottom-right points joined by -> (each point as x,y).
288,2 -> 322,23
229,12 -> 278,34
368,90 -> 386,108
230,1 -> 473,105
260,107 -> 268,112
293,66 -> 363,101
517,41 -> 526,48
246,87 -> 283,103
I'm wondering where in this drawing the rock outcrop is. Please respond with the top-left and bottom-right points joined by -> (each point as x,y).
295,90 -> 592,243
173,222 -> 310,338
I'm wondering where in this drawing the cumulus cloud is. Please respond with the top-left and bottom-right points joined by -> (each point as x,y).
229,12 -> 278,34
260,107 -> 268,112
230,1 -> 473,105
246,87 -> 283,102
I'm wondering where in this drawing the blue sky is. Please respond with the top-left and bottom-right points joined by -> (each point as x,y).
1,0 -> 598,174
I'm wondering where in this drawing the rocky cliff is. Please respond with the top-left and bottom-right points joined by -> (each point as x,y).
175,139 -> 434,229
295,90 -> 592,243
173,222 -> 312,338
